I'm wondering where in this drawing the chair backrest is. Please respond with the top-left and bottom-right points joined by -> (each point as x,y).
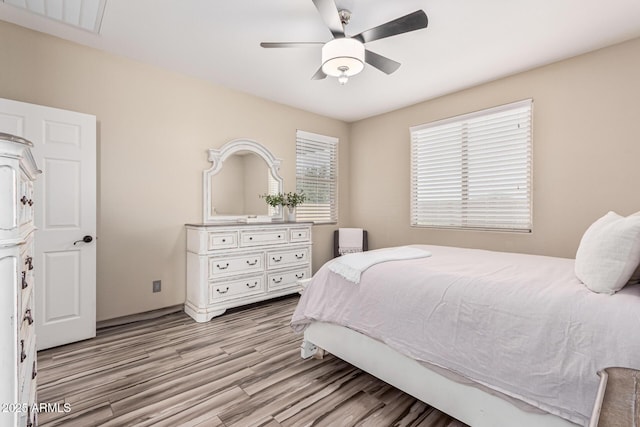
333,229 -> 368,258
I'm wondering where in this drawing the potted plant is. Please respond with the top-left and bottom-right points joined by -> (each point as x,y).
260,193 -> 285,209
260,191 -> 306,221
284,191 -> 306,222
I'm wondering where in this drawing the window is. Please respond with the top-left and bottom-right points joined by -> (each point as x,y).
296,130 -> 338,223
410,99 -> 532,232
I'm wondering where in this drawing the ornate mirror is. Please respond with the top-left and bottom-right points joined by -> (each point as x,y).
203,139 -> 284,222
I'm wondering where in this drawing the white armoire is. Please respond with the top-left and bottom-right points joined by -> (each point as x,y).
0,133 -> 40,427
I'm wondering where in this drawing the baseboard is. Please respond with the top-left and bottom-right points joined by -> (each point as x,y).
97,304 -> 184,329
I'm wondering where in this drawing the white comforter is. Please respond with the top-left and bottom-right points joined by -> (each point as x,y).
290,245 -> 640,426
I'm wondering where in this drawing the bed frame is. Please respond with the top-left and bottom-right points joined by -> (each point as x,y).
301,322 -> 580,427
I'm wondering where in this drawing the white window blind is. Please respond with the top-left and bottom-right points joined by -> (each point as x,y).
410,99 -> 532,232
296,130 -> 338,223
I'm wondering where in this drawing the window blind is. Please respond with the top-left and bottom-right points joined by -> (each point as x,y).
410,99 -> 532,232
296,130 -> 338,223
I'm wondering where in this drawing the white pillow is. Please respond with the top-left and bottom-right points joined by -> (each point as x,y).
575,211 -> 640,294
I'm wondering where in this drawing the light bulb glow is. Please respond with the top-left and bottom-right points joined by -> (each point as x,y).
338,66 -> 349,85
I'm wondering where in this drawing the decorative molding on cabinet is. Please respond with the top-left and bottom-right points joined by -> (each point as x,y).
185,222 -> 312,322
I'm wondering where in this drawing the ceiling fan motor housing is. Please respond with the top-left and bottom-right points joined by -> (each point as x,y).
321,38 -> 365,77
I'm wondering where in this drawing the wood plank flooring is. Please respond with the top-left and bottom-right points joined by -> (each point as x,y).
37,296 -> 467,427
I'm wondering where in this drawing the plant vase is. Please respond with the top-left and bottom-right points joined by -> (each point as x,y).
287,206 -> 296,222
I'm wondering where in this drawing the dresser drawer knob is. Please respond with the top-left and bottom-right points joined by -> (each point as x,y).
298,233 -> 302,237
216,287 -> 229,294
296,273 -> 305,279
246,281 -> 258,289
272,277 -> 283,284
277,235 -> 281,238
272,256 -> 282,263
23,309 -> 34,325
20,339 -> 26,363
295,253 -> 305,259
246,259 -> 258,266
216,263 -> 229,270
249,237 -> 253,240
221,238 -> 226,242
21,271 -> 28,289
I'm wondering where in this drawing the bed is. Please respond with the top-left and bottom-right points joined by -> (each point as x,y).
290,244 -> 640,427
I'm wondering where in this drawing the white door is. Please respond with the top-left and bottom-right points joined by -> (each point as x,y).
0,98 -> 96,350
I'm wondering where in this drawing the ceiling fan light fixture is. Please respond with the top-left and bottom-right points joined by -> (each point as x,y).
321,38 -> 365,79
337,67 -> 349,85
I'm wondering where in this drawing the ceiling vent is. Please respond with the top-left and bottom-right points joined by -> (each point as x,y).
2,0 -> 107,33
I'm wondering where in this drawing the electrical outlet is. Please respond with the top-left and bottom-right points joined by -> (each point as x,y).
152,280 -> 161,293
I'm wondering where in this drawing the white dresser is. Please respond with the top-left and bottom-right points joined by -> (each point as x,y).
0,133 -> 40,427
185,222 -> 312,322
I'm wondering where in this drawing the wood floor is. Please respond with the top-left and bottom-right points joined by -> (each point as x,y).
37,296 -> 467,427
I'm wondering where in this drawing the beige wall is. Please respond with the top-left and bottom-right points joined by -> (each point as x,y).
0,21 -> 350,321
349,37 -> 640,258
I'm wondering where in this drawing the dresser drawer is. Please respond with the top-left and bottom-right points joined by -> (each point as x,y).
19,236 -> 35,315
207,231 -> 238,250
267,267 -> 310,291
209,275 -> 264,303
240,229 -> 287,247
19,291 -> 35,345
208,252 -> 263,278
18,332 -> 36,397
24,354 -> 38,426
19,270 -> 34,323
18,171 -> 35,227
19,341 -> 36,408
289,227 -> 311,243
267,247 -> 310,269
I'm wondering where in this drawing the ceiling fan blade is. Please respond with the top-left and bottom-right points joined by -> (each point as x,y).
353,10 -> 428,44
260,42 -> 324,48
312,0 -> 345,38
365,50 -> 401,75
311,66 -> 327,80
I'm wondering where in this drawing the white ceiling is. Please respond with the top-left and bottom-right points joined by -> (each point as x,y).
2,0 -> 640,122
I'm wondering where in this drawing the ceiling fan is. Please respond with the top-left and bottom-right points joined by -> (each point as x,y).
260,0 -> 428,85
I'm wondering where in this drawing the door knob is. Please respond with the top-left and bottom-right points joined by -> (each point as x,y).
73,235 -> 94,245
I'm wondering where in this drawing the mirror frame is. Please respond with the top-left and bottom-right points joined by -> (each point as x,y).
203,138 -> 284,223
